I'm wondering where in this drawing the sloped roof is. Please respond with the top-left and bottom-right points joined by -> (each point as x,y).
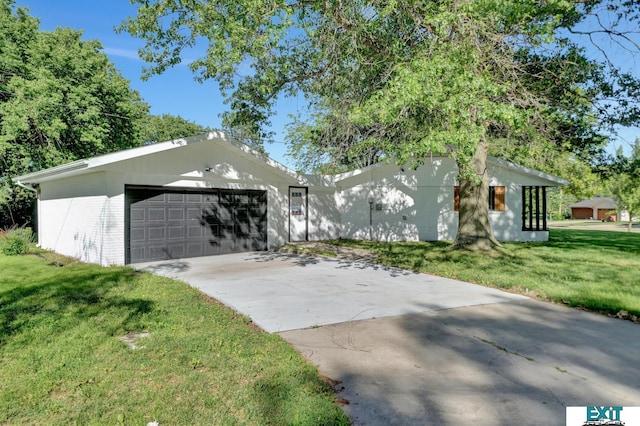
570,197 -> 617,209
332,156 -> 568,186
14,131 -> 568,190
13,131 -> 304,185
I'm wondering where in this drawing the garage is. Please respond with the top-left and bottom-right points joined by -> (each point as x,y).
126,186 -> 267,263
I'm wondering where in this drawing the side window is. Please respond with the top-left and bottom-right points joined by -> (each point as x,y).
454,186 -> 505,212
489,186 -> 505,211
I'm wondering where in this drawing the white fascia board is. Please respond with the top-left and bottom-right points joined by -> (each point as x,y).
11,131 -> 312,187
488,157 -> 568,186
12,132 -> 220,184
12,160 -> 89,184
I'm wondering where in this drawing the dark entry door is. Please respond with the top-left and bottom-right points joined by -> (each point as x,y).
126,186 -> 267,263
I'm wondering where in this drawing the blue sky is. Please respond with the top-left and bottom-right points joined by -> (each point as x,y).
18,1 -> 640,167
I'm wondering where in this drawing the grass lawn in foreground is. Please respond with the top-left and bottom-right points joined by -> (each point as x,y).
330,228 -> 640,318
0,252 -> 348,425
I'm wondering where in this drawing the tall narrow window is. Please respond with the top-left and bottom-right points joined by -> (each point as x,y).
489,186 -> 505,211
522,186 -> 548,231
454,186 -> 505,212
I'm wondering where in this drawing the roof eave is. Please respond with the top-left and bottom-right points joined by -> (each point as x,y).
488,157 -> 568,186
12,160 -> 90,184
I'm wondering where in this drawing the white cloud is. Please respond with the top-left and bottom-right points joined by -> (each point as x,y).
103,47 -> 142,61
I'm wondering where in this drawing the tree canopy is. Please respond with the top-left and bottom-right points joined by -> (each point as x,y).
137,113 -> 210,145
609,139 -> 640,231
0,1 -> 150,226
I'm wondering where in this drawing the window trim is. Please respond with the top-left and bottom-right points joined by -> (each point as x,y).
454,185 -> 505,212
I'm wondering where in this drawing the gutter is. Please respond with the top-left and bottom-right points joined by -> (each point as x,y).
14,180 -> 38,193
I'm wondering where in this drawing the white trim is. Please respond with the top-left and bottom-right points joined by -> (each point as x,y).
12,131 -> 306,185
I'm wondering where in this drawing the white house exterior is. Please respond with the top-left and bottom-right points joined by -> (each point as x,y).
14,132 -> 566,266
335,157 -> 565,243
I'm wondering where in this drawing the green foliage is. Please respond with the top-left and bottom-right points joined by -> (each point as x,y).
609,139 -> 640,230
0,225 -> 33,255
0,1 -> 150,227
137,113 -> 209,145
0,252 -> 349,424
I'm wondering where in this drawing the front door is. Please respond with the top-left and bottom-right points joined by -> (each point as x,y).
289,187 -> 308,242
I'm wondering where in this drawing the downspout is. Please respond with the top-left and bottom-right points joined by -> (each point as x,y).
14,180 -> 38,193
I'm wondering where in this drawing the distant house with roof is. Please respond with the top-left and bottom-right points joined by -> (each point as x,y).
570,197 -> 621,221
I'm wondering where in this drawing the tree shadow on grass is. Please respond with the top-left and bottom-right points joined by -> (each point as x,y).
548,229 -> 640,255
0,263 -> 154,344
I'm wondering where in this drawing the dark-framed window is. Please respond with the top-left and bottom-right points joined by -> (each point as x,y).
522,186 -> 548,231
454,186 -> 505,212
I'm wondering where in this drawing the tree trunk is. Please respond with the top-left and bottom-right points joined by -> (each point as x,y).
451,140 -> 501,250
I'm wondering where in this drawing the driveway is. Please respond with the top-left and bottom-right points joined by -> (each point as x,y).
135,252 -> 640,425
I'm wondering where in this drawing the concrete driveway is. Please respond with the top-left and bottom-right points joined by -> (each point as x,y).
135,252 -> 640,425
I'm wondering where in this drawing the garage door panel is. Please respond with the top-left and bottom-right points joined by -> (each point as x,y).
148,193 -> 166,203
168,208 -> 185,221
168,193 -> 185,203
167,244 -> 186,258
126,187 -> 267,263
168,226 -> 184,239
148,227 -> 166,240
148,208 -> 166,221
131,208 -> 145,222
130,228 -> 145,242
130,246 -> 145,261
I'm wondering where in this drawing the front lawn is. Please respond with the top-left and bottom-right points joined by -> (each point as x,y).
330,229 -> 640,318
0,252 -> 348,425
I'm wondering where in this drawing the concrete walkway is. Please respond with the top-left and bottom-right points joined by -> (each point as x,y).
135,251 -> 640,425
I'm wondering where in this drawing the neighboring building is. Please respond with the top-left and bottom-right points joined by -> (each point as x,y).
570,197 -> 619,221
14,132 -> 567,266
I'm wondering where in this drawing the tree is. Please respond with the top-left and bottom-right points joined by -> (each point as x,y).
121,0 -> 640,249
0,1 -> 149,227
137,113 -> 209,145
609,139 -> 640,231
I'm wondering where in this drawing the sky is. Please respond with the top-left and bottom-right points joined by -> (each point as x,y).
16,1 -> 640,168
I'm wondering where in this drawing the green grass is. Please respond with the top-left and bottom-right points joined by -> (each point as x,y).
330,229 -> 640,318
0,252 -> 348,425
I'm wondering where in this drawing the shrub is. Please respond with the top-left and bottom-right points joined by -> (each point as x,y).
1,226 -> 34,255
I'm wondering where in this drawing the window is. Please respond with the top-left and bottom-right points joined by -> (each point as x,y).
522,186 -> 548,231
489,186 -> 505,211
454,186 -> 505,212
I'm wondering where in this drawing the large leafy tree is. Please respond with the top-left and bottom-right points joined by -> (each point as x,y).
609,139 -> 640,232
0,0 -> 149,226
121,0 -> 640,249
137,113 -> 209,145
